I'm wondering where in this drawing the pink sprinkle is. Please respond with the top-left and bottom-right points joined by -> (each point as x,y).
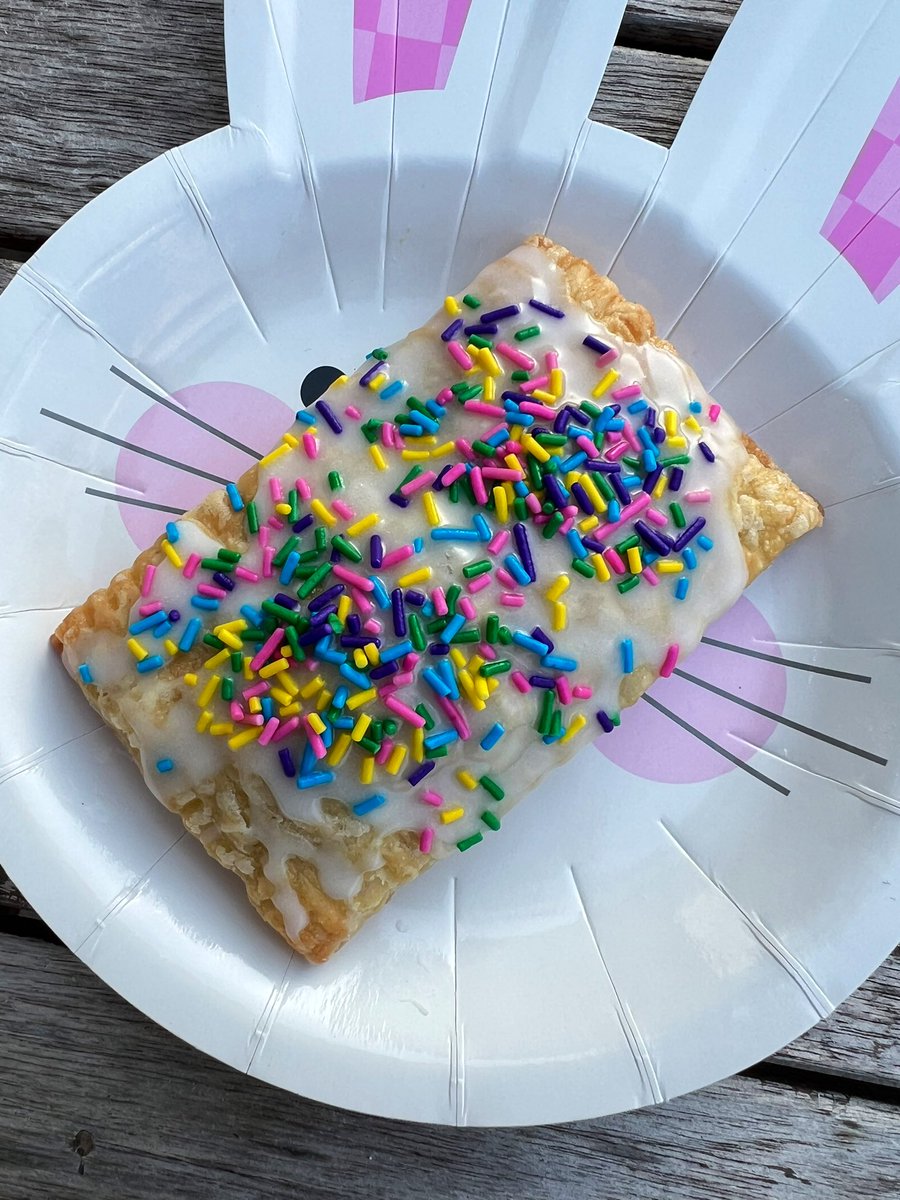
519,374 -> 549,394
250,628 -> 285,672
610,384 -> 641,400
464,400 -> 505,417
437,696 -> 470,740
384,696 -> 426,727
258,527 -> 270,548
481,466 -> 523,481
455,438 -> 475,462
605,548 -> 626,575
230,702 -> 245,722
622,422 -> 641,452
351,588 -> 374,614
296,477 -> 312,501
140,563 -> 156,597
448,341 -> 473,370
267,516 -> 285,531
363,618 -> 383,635
242,682 -> 269,699
437,387 -> 454,405
244,714 -> 265,727
709,404 -> 721,422
501,592 -> 525,607
685,490 -> 711,503
380,423 -> 394,448
344,405 -> 362,420
497,567 -> 517,588
556,677 -> 573,706
595,492 -> 651,540
510,670 -> 531,694
645,508 -> 668,528
269,477 -> 284,503
305,659 -> 320,672
392,671 -> 415,687
258,717 -> 280,746
333,565 -> 374,591
559,517 -> 575,535
470,467 -> 488,505
332,499 -> 355,520
643,568 -> 659,587
421,791 -> 443,807
488,529 -> 510,555
524,493 -> 542,515
403,652 -> 420,671
479,643 -> 497,661
400,471 -> 436,497
198,584 -> 227,599
545,350 -> 559,371
496,341 -> 535,371
576,435 -> 596,456
432,587 -> 448,616
376,739 -> 394,765
519,401 -> 557,420
271,716 -> 301,743
138,601 -> 164,617
457,596 -> 477,620
443,462 -> 467,486
303,433 -> 319,459
380,545 -> 414,569
573,685 -> 593,700
660,644 -> 679,678
262,546 -> 275,577
419,828 -> 435,855
235,566 -> 260,582
305,723 -> 327,759
596,348 -> 619,368
182,553 -> 201,580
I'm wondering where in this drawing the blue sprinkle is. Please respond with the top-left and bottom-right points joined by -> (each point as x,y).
399,424 -> 425,437
424,729 -> 459,750
689,400 -> 703,413
621,474 -> 643,489
191,596 -> 220,611
339,663 -> 370,689
353,793 -> 387,816
136,655 -> 165,674
165,521 -> 180,543
333,686 -> 350,709
697,535 -> 714,551
438,658 -> 460,700
607,500 -> 621,522
542,654 -> 578,672
178,617 -> 203,652
422,667 -> 451,697
333,716 -> 355,730
512,631 -> 547,656
379,380 -> 404,401
675,577 -> 690,600
261,697 -> 274,720
440,613 -> 466,644
473,513 -> 492,542
315,638 -> 347,665
279,551 -> 301,585
485,428 -> 509,448
559,451 -> 587,473
504,555 -> 531,586
480,722 -> 505,751
240,604 -> 263,627
380,639 -> 413,663
431,527 -> 481,542
513,481 -> 530,498
638,427 -> 655,450
77,663 -> 94,685
369,577 -> 391,609
129,611 -> 167,635
413,537 -> 424,553
566,530 -> 588,560
155,758 -> 175,773
226,482 -> 244,512
683,548 -> 697,570
297,770 -> 336,790
151,620 -> 173,639
294,409 -> 317,425
627,399 -> 648,413
621,639 -> 634,674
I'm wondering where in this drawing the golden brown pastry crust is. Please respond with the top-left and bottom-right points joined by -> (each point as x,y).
53,237 -> 822,963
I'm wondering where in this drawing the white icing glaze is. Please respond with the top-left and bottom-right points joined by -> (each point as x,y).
63,244 -> 749,934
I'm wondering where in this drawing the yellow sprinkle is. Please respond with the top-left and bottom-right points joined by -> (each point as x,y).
418,435 -> 438,445
127,637 -> 148,662
449,647 -> 467,669
503,480 -> 516,505
274,502 -> 292,516
351,713 -> 372,742
164,638 -> 179,657
627,546 -> 643,575
161,538 -> 183,569
210,722 -> 234,737
348,513 -> 378,537
561,714 -> 587,745
368,372 -> 388,391
279,702 -> 302,717
353,647 -> 368,670
259,444 -> 291,468
386,745 -> 407,775
429,440 -> 456,458
280,646 -> 293,660
522,434 -> 550,463
269,687 -> 292,706
346,687 -> 376,710
444,295 -> 460,315
663,409 -> 678,437
328,733 -> 352,766
197,674 -> 221,708
215,619 -> 248,633
228,726 -> 262,751
363,643 -> 378,666
483,375 -> 496,402
310,498 -> 337,526
423,491 -> 441,527
332,374 -> 349,387
549,368 -> 565,398
474,674 -> 489,702
398,566 -> 431,588
579,515 -> 600,533
656,560 -> 684,574
196,709 -> 213,733
552,601 -> 568,632
469,654 -> 485,673
486,676 -> 500,694
316,688 -> 332,712
401,449 -> 431,461
592,368 -> 620,398
243,657 -> 253,680
219,630 -> 244,651
591,553 -> 611,583
360,755 -> 375,784
508,424 -> 525,443
204,648 -> 231,670
248,696 -> 262,714
504,453 -> 525,473
440,807 -> 466,825
308,712 -> 326,735
493,486 -> 508,522
458,670 -> 485,710
259,658 -> 289,679
280,672 -> 299,697
337,594 -> 352,623
478,347 -> 502,377
653,473 -> 668,499
300,675 -> 324,699
281,432 -> 300,448
580,474 -> 607,513
183,672 -> 198,687
532,389 -> 556,404
546,573 -> 570,602
370,444 -> 387,471
684,416 -> 702,434
457,770 -> 478,791
412,726 -> 424,763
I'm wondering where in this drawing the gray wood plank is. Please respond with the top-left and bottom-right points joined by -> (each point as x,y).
0,1 -> 727,244
620,0 -> 742,57
0,933 -> 898,1200
0,257 -> 18,293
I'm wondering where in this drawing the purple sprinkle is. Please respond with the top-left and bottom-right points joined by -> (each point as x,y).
652,425 -> 666,445
308,583 -> 344,612
329,547 -> 341,563
583,334 -> 612,355
428,643 -> 450,655
644,407 -> 657,428
568,407 -> 591,427
359,361 -> 383,388
273,592 -> 298,609
278,748 -> 296,778
346,613 -> 361,635
530,626 -> 554,653
501,390 -> 531,405
464,322 -> 499,336
596,710 -> 615,734
341,634 -> 380,648
370,662 -> 398,681
542,475 -> 568,511
391,588 -> 407,637
407,760 -> 436,786
584,459 -> 621,474
168,609 -> 181,622
292,513 -> 314,534
552,406 -> 571,435
441,319 -> 464,342
642,465 -> 663,495
314,399 -> 343,435
699,440 -> 716,462
582,536 -> 606,554
529,674 -> 556,689
513,521 -> 537,581
672,517 -> 706,553
634,520 -> 672,557
610,472 -> 632,506
433,464 -> 455,492
370,535 -> 384,569
529,298 -> 565,318
480,304 -> 520,323
389,493 -> 410,509
310,605 -> 337,625
297,628 -> 326,647
570,482 -> 593,515
212,571 -> 235,591
668,467 -> 684,492
405,590 -> 426,607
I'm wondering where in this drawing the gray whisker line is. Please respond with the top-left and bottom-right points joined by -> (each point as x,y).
109,365 -> 264,460
700,636 -> 871,683
85,488 -> 185,515
673,668 -> 888,766
41,407 -> 230,485
641,694 -> 790,796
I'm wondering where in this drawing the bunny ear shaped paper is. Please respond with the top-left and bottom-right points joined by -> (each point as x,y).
1,0 -> 899,1126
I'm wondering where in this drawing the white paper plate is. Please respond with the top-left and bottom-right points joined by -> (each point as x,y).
2,0 -> 900,1126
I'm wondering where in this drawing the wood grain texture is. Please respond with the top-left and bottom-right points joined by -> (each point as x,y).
620,0 -> 741,57
592,45 -> 708,146
0,257 -> 19,293
0,934 -> 897,1200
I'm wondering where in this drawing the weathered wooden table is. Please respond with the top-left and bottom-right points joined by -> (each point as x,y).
2,2 -> 899,1195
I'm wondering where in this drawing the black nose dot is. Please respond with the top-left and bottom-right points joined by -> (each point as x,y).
300,365 -> 345,407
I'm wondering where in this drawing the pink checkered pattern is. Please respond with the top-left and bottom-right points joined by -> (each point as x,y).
353,0 -> 471,104
821,77 -> 900,303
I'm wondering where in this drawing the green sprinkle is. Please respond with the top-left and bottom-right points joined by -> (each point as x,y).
462,294 -> 481,309
241,629 -> 267,643
327,614 -> 343,636
399,465 -> 424,489
371,347 -> 389,361
408,613 -> 426,652
262,600 -> 304,625
448,481 -> 461,504
203,633 -> 225,650
457,384 -> 483,402
297,562 -> 333,598
451,628 -> 481,644
594,473 -> 615,501
221,677 -> 234,701
361,418 -> 383,443
617,575 -> 640,594
383,719 -> 398,736
481,810 -> 501,831
217,548 -> 241,563
485,614 -> 500,644
527,456 -> 544,491
415,703 -> 435,731
201,557 -> 233,573
472,440 -> 497,458
616,534 -> 640,554
510,369 -> 530,382
284,625 -> 303,658
332,535 -> 362,563
450,381 -> 469,395
468,334 -> 493,350
272,536 -> 299,569
498,625 -> 513,645
359,736 -> 381,754
314,526 -> 327,553
426,745 -> 449,759
514,325 -> 541,341
480,659 -> 511,677
230,651 -> 243,672
621,456 -> 642,471
457,832 -> 484,852
572,558 -> 594,579
670,502 -> 686,528
446,585 -> 461,615
538,689 -> 555,735
542,511 -> 564,539
462,559 -> 492,579
534,432 -> 567,448
426,617 -> 448,635
370,720 -> 383,743
549,710 -> 563,740
661,454 -> 692,467
580,400 -> 602,418
513,496 -> 528,520
246,501 -> 259,534
328,470 -> 343,492
288,488 -> 299,522
611,712 -> 621,727
406,396 -> 430,415
296,548 -> 320,564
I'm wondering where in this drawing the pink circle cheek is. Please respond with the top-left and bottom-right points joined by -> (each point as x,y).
115,382 -> 293,548
594,596 -> 787,785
